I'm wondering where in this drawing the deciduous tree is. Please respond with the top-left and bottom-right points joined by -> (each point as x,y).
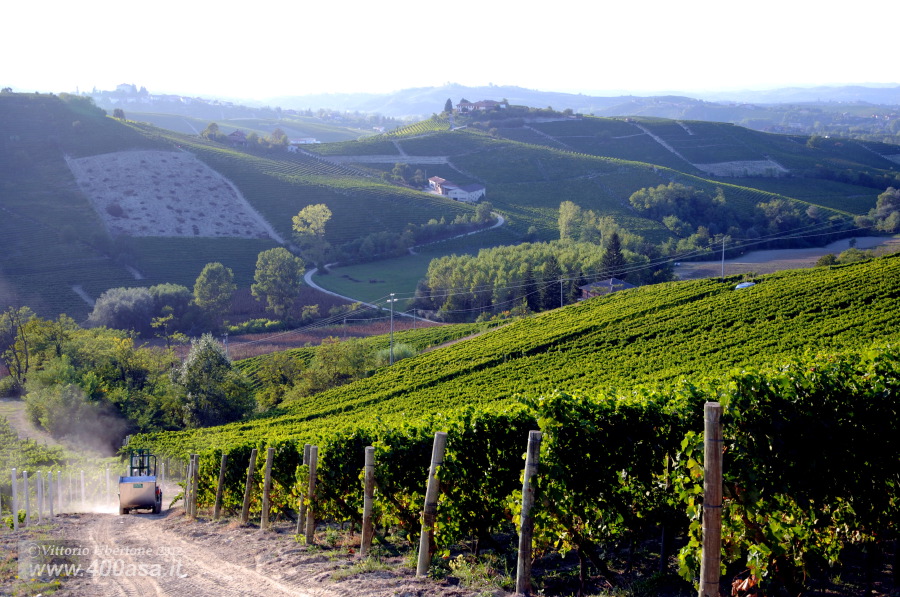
292,204 -> 332,267
251,248 -> 305,318
172,334 -> 252,428
193,262 -> 236,326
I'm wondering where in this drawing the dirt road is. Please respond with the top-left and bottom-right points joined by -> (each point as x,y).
42,509 -> 489,597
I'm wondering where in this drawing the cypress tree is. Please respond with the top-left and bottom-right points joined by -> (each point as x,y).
601,232 -> 627,280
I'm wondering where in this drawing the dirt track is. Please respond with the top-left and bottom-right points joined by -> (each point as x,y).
47,509 -> 491,597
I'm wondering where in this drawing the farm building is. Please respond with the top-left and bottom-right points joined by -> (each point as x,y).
428,176 -> 486,203
580,278 -> 635,300
456,100 -> 507,112
227,130 -> 248,147
287,138 -> 320,152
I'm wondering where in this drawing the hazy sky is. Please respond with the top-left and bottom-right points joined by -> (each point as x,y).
3,0 -> 895,100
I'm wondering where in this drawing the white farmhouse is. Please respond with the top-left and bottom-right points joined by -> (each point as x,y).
428,176 -> 486,203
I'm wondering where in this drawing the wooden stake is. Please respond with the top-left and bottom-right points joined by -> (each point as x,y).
36,471 -> 43,523
360,446 -> 376,556
47,471 -> 54,517
699,402 -> 723,597
185,456 -> 194,518
23,471 -> 30,527
241,448 -> 258,525
11,468 -> 18,531
516,430 -> 542,595
416,432 -> 448,577
260,448 -> 275,531
304,445 -> 318,544
191,454 -> 200,517
296,443 -> 311,535
213,453 -> 228,520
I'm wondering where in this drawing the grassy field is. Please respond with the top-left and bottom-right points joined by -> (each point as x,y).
315,253 -> 438,308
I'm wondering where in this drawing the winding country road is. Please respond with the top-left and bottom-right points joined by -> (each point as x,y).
302,213 -> 506,310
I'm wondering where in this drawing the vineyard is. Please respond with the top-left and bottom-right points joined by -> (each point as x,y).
82,351 -> 896,596
125,254 -> 900,593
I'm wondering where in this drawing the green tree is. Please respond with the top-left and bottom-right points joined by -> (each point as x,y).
269,127 -> 288,147
112,108 -> 125,119
87,287 -> 154,335
172,334 -> 252,428
193,262 -> 236,326
539,255 -> 564,311
292,337 -> 369,396
558,200 -> 582,240
474,201 -> 494,224
251,248 -> 305,318
0,306 -> 36,390
871,187 -> 900,231
601,232 -> 627,279
444,98 -> 453,113
292,204 -> 333,267
201,122 -> 221,141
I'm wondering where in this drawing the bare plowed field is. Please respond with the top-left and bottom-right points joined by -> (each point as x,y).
66,150 -> 283,242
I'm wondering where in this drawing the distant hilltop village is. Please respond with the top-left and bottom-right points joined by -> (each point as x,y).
92,83 -> 240,109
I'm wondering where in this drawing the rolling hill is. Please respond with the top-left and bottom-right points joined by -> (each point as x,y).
131,253 -> 900,455
2,91 -> 897,323
0,93 -> 476,319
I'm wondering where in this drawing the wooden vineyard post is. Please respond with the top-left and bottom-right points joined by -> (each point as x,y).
23,471 -> 30,527
360,446 -> 375,556
213,453 -> 228,520
185,456 -> 194,518
304,446 -> 318,544
516,430 -> 542,596
11,469 -> 18,531
296,443 -> 311,535
36,471 -> 43,523
105,464 -> 110,503
192,454 -> 201,517
241,448 -> 258,525
699,402 -> 723,597
57,471 -> 63,514
47,471 -> 54,517
260,448 -> 275,532
416,432 -> 448,577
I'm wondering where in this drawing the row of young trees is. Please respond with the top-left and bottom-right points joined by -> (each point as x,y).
411,231 -> 665,322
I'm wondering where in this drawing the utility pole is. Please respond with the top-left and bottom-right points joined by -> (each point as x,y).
223,332 -> 228,358
721,236 -> 726,281
559,279 -> 564,309
387,293 -> 399,365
